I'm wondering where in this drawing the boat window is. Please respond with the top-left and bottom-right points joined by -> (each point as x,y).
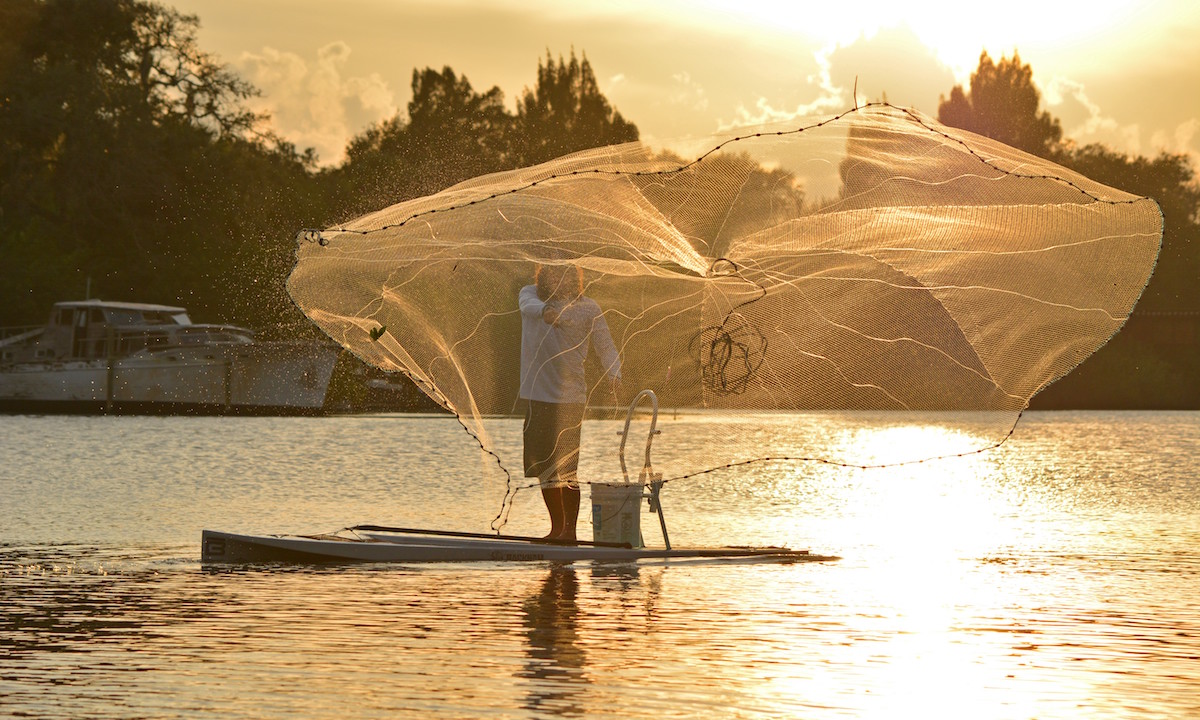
137,311 -> 166,325
122,331 -> 168,350
117,332 -> 149,354
54,309 -> 72,326
89,308 -> 105,325
105,309 -> 143,326
171,312 -> 192,326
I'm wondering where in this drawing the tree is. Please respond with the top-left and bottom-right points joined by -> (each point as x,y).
1060,144 -> 1199,313
0,0 -> 316,329
937,51 -> 1062,157
119,1 -> 262,136
404,67 -> 515,194
937,51 -> 1200,407
329,52 -> 638,220
327,67 -> 514,219
937,49 -> 1199,315
515,50 -> 638,166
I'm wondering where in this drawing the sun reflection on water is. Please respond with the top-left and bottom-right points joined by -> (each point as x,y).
3,412 -> 1198,719
701,416 -> 1102,718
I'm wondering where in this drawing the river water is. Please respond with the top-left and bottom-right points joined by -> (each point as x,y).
2,411 -> 1197,719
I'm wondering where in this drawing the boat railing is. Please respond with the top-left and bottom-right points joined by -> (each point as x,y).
0,325 -> 43,348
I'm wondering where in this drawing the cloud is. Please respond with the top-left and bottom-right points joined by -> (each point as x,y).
1044,77 -> 1142,155
668,71 -> 709,112
824,25 -> 956,113
1150,118 -> 1200,169
714,43 -> 842,131
1043,75 -> 1200,170
716,24 -> 956,132
717,94 -> 844,131
238,41 -> 398,166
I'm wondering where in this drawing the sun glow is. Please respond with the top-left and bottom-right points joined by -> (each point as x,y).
852,439 -> 1003,557
750,423 -> 1050,718
830,420 -> 1003,468
813,439 -> 1036,718
687,0 -> 1151,78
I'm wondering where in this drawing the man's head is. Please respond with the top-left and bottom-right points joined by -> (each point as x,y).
535,263 -> 583,302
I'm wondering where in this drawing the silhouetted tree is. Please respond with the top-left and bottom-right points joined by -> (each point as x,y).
937,51 -> 1062,157
1060,144 -> 1199,313
937,49 -> 1198,315
329,52 -> 638,219
515,50 -> 638,165
1034,143 -> 1200,406
0,0 -> 319,329
938,51 -> 1200,408
406,67 -> 515,192
328,67 -> 514,219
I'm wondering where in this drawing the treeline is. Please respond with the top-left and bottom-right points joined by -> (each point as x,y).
1,2 -> 1196,406
936,52 -> 1200,408
0,0 -> 636,333
1,0 -> 316,332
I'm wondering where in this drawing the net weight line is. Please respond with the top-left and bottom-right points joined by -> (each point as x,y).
296,101 -> 1151,248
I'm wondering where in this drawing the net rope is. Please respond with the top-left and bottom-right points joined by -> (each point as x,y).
288,102 -> 1162,531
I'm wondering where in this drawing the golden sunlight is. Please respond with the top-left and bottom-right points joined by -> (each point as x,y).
692,0 -> 1151,76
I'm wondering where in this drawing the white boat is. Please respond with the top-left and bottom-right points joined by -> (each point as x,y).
0,299 -> 338,415
200,526 -> 838,564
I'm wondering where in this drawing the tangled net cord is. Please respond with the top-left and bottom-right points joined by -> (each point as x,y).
693,259 -> 769,396
296,101 -> 1154,533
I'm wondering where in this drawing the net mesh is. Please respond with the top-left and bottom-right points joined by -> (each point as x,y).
288,103 -> 1161,526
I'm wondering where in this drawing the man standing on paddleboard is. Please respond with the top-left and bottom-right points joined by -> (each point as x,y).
519,263 -> 622,541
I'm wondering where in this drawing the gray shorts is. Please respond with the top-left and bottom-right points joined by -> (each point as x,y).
523,400 -> 584,489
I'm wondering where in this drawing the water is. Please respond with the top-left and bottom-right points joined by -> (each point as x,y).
2,411 -> 1197,719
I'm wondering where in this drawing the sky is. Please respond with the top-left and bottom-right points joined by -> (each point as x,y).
172,0 -> 1200,169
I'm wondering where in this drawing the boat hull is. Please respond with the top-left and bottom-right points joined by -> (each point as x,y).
0,342 -> 337,415
201,529 -> 840,565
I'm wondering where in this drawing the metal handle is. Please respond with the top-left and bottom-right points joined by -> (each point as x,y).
618,389 -> 659,483
615,389 -> 670,549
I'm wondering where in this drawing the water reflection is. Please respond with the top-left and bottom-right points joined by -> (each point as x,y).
2,549 -> 175,655
2,412 -> 1198,719
519,565 -> 588,716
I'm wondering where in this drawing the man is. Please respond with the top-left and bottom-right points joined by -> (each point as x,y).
519,264 -> 621,541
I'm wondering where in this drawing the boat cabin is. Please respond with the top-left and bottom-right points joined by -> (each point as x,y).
0,300 -> 254,364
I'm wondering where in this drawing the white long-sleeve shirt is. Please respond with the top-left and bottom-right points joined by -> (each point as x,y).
519,284 -> 621,404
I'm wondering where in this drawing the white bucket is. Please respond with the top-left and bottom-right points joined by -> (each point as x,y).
591,483 -> 643,547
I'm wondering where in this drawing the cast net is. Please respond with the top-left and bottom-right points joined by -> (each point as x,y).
288,103 -> 1161,527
